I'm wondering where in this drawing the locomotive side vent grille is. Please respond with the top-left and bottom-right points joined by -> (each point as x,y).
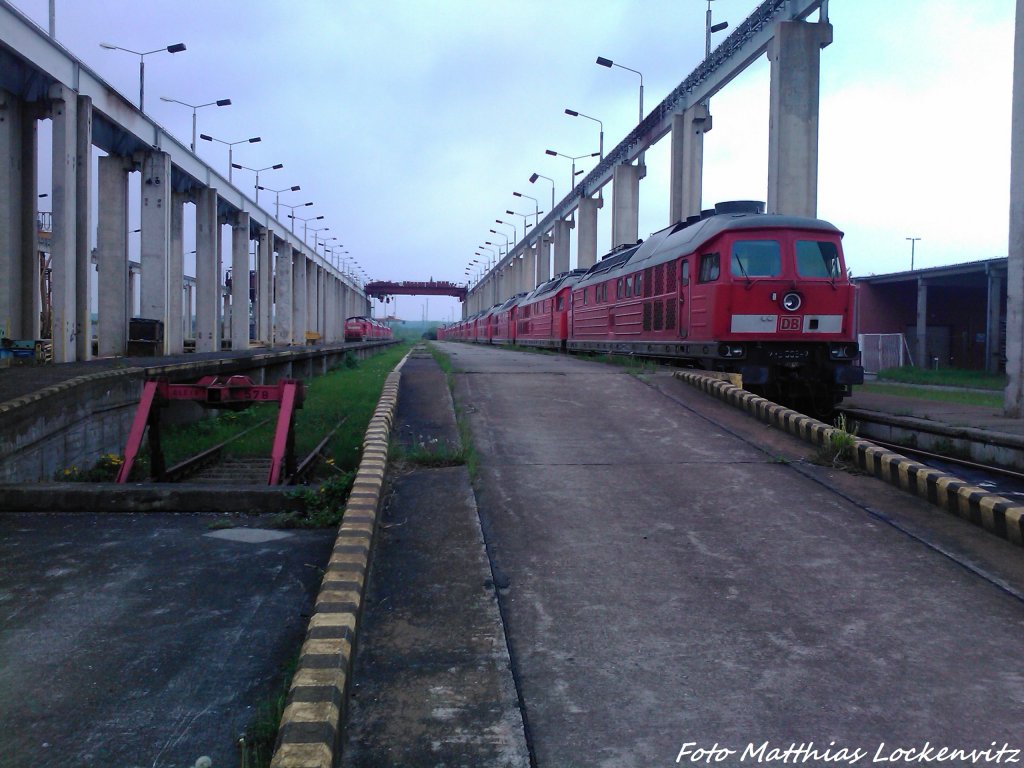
653,300 -> 664,331
666,261 -> 676,288
643,302 -> 652,331
644,268 -> 654,298
666,298 -> 676,330
654,265 -> 664,296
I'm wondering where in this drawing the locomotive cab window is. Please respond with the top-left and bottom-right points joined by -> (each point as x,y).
617,279 -> 623,299
698,253 -> 720,283
680,260 -> 689,285
557,296 -> 565,311
796,240 -> 841,278
730,240 -> 781,278
625,277 -> 632,297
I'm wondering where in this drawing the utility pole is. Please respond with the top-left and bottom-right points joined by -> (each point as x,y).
906,237 -> 921,271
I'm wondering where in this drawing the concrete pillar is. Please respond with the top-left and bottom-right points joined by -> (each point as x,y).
184,281 -> 193,341
257,227 -> 273,343
611,164 -> 641,248
75,96 -> 92,360
523,242 -> 537,292
275,241 -> 293,345
766,20 -> 832,217
231,211 -> 250,349
1006,0 -> 1024,415
538,235 -> 552,283
987,269 -> 1004,374
577,197 -> 602,269
195,187 -> 219,352
167,192 -> 185,353
49,84 -> 79,362
916,278 -> 929,369
0,89 -> 38,341
306,260 -> 317,335
670,104 -> 712,223
293,255 -> 307,342
553,219 -> 573,275
96,155 -> 130,357
139,151 -> 172,350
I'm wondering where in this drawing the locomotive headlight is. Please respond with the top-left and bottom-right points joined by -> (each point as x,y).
782,292 -> 802,312
829,343 -> 854,359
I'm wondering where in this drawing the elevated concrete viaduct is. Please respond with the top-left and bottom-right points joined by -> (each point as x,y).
465,0 -> 832,317
0,1 -> 369,363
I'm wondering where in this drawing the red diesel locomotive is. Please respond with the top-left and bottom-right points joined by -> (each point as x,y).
345,316 -> 392,342
440,202 -> 863,410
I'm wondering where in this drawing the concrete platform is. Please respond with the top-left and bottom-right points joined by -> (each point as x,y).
342,352 -> 528,766
0,512 -> 334,768
436,342 -> 1024,767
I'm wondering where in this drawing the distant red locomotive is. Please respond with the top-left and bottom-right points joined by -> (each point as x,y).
442,202 -> 861,410
345,316 -> 392,342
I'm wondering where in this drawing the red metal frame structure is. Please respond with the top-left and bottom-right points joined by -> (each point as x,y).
115,375 -> 304,485
364,280 -> 468,302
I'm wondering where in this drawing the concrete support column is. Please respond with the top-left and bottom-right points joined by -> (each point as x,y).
96,155 -> 130,357
293,255 -> 307,341
167,191 -> 185,353
916,278 -> 929,369
257,227 -> 273,343
987,269 -> 1004,374
139,151 -> 172,350
538,235 -> 552,283
523,242 -> 537,292
670,104 -> 712,223
553,219 -> 573,275
766,20 -> 832,217
231,212 -> 250,349
49,84 -> 79,361
1005,0 -> 1024,414
274,241 -> 293,345
75,96 -> 92,360
577,197 -> 603,269
611,163 -> 641,248
305,260 -> 316,336
0,89 -> 38,341
184,281 -> 193,341
195,187 -> 219,353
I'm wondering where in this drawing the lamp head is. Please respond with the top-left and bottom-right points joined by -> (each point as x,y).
596,56 -> 613,67
166,43 -> 187,53
216,98 -> 232,106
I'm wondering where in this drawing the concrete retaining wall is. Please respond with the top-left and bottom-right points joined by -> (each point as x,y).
0,342 -> 393,483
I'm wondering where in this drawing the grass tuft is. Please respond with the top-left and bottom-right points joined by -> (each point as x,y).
877,366 -> 1006,390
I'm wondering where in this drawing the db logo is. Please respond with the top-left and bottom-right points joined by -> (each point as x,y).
779,316 -> 802,332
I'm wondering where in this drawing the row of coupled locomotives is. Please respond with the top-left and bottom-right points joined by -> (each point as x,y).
440,201 -> 865,412
344,316 -> 393,342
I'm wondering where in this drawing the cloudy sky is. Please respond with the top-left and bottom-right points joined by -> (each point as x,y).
11,0 -> 1016,323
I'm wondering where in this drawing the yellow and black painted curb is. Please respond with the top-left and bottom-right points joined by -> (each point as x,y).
270,350 -> 410,768
673,371 -> 1024,547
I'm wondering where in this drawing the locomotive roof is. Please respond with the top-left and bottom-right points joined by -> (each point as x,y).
573,211 -> 842,289
520,268 -> 588,306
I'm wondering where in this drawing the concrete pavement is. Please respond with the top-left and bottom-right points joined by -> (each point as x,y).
0,513 -> 334,768
438,341 -> 1024,768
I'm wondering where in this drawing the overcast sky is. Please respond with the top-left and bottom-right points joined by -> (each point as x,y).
11,0 -> 1017,323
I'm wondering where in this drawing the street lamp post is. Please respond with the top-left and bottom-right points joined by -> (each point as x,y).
258,185 -> 302,220
596,56 -> 643,125
159,96 -> 230,151
308,225 -> 330,249
289,213 -> 324,244
513,191 -> 541,228
564,109 -> 604,161
100,41 -> 186,111
199,133 -> 261,182
545,149 -> 600,192
906,237 -> 922,271
495,219 -> 517,246
231,162 -> 283,203
278,201 -> 313,231
528,173 -> 555,211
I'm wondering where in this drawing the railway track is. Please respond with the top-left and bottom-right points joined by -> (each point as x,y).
164,416 -> 348,486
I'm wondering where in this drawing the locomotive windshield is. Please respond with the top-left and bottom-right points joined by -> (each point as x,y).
796,240 -> 841,278
731,240 -> 781,277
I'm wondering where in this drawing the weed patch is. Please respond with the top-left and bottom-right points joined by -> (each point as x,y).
862,383 -> 1002,408
815,413 -> 859,469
